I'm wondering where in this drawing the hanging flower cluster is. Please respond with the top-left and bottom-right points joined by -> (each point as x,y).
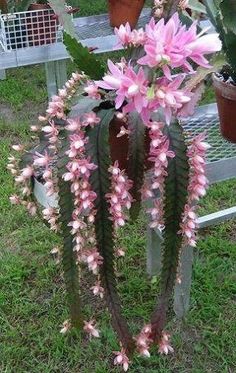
106,161 -> 133,228
145,121 -> 175,229
180,132 -> 210,247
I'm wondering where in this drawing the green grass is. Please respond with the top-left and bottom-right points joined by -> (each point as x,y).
0,2 -> 236,372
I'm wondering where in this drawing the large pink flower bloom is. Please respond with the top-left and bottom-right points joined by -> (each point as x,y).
148,75 -> 191,124
97,60 -> 148,113
138,14 -> 221,77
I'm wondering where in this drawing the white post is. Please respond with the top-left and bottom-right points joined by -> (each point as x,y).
0,69 -> 6,80
45,60 -> 67,98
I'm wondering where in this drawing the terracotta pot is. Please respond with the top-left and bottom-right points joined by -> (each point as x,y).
27,3 -> 57,46
108,0 -> 145,29
109,116 -> 151,173
213,73 -> 236,143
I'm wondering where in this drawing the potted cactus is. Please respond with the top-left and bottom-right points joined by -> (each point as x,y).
9,1 -> 222,371
205,0 -> 236,143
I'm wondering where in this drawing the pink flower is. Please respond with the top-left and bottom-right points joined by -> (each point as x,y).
90,280 -> 105,298
149,75 -> 191,124
66,118 -> 81,132
9,195 -> 21,205
158,332 -> 174,355
21,165 -> 34,179
113,348 -> 130,372
138,14 -> 221,76
115,247 -> 126,257
97,61 -> 148,114
33,151 -> 51,167
84,82 -> 100,99
83,320 -> 100,338
117,126 -> 130,138
60,319 -> 71,334
115,23 -> 132,47
26,202 -> 37,216
106,161 -> 133,228
12,144 -> 24,152
82,112 -> 101,127
81,249 -> 103,274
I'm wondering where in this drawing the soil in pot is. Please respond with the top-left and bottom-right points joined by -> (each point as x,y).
27,3 -> 58,46
213,72 -> 236,143
108,0 -> 145,29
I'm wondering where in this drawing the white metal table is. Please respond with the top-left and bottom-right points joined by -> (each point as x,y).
0,9 -> 151,96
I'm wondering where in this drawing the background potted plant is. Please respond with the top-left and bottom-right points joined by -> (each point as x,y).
204,0 -> 236,143
27,0 -> 58,46
108,0 -> 145,29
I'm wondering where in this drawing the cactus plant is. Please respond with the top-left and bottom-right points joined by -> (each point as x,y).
8,2 -> 222,371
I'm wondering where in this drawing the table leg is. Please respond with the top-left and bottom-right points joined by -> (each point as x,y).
0,69 -> 6,80
146,226 -> 163,276
45,60 -> 67,98
146,225 -> 194,318
174,245 -> 194,318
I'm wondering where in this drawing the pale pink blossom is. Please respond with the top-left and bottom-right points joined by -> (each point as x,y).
117,126 -> 130,138
84,82 -> 101,99
115,247 -> 126,257
12,144 -> 24,152
158,332 -> 174,355
138,14 -> 221,77
60,319 -> 71,334
21,165 -> 34,179
90,280 -> 105,298
26,202 -> 37,216
82,112 -> 101,127
9,195 -> 21,205
113,348 -> 130,372
97,61 -> 148,115
81,248 -> 103,274
33,151 -> 51,168
30,125 -> 40,132
83,320 -> 100,338
114,23 -> 132,47
106,161 -> 133,228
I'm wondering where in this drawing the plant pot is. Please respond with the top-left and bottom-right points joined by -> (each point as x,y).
213,73 -> 236,143
108,0 -> 145,29
109,116 -> 151,172
27,3 -> 58,46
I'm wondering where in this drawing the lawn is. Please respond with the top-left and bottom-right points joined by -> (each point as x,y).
0,1 -> 236,372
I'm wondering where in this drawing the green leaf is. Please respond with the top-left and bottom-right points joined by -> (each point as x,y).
57,130 -> 83,329
189,0 -> 206,13
86,108 -> 134,353
127,112 -> 146,220
63,33 -> 105,80
220,0 -> 236,34
151,120 -> 189,342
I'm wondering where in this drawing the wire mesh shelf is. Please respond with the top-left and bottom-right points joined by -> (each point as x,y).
0,8 -> 62,51
182,104 -> 236,163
